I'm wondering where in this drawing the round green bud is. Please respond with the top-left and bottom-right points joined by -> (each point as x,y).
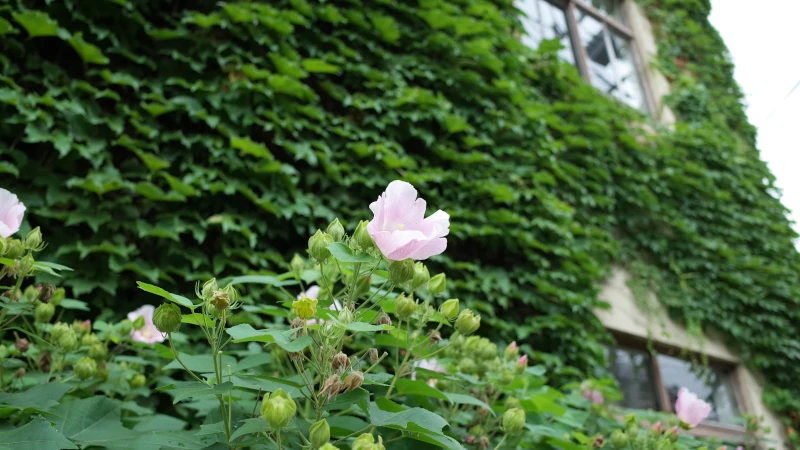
290,253 -> 305,274
388,259 -> 415,285
479,341 -> 497,360
74,357 -> 97,380
58,330 -> 79,351
410,263 -> 430,291
454,309 -> 481,335
502,407 -> 526,436
352,220 -> 374,251
428,273 -> 446,294
309,418 -> 331,449
88,343 -> 108,361
439,298 -> 459,321
130,373 -> 147,388
337,308 -> 354,325
5,239 -> 24,259
293,295 -> 318,320
50,287 -> 65,306
394,294 -> 417,321
352,433 -> 385,450
610,430 -> 629,450
260,388 -> 296,429
51,322 -> 70,341
326,218 -> 345,242
153,303 -> 182,334
34,302 -> 55,323
457,358 -> 477,374
23,285 -> 39,303
24,227 -> 43,251
132,315 -> 145,330
309,230 -> 334,262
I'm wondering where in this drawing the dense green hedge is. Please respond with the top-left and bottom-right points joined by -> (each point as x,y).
1,0 -> 798,440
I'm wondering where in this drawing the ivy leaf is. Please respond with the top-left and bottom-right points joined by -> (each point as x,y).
302,59 -> 340,74
230,136 -> 273,160
0,416 -> 76,450
12,11 -> 58,37
0,17 -> 16,35
67,32 -> 109,65
327,242 -> 378,263
52,397 -> 140,449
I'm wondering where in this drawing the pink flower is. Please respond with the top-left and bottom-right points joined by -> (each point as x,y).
735,447 -> 743,450
582,389 -> 605,404
516,354 -> 528,367
0,188 -> 26,238
127,304 -> 165,344
675,387 -> 712,428
412,358 -> 448,386
366,181 -> 450,261
509,341 -> 517,352
299,285 -> 343,325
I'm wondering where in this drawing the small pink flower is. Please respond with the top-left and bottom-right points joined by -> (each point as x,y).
366,180 -> 450,261
582,389 -> 605,404
127,304 -> 165,344
0,188 -> 26,238
516,354 -> 528,367
675,387 -> 712,428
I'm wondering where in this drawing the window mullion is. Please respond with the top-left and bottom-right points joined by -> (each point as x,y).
650,353 -> 672,413
565,2 -> 591,82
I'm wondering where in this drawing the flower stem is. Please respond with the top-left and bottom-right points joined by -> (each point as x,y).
493,434 -> 508,450
168,334 -> 205,384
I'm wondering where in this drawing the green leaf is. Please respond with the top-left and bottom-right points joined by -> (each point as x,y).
0,162 -> 18,177
162,353 -> 236,373
230,418 -> 271,441
136,282 -> 195,308
302,59 -> 340,73
327,242 -> 378,263
12,10 -> 58,37
345,321 -> 393,332
52,397 -> 140,449
395,379 -> 448,401
181,313 -> 215,327
370,15 -> 400,43
127,430 -> 218,450
443,392 -> 494,415
156,381 -> 234,403
367,398 -> 461,449
225,325 -> 313,352
0,17 -> 16,35
229,375 -> 305,398
0,416 -> 76,450
230,136 -> 273,160
0,383 -> 71,413
327,416 -> 369,437
59,299 -> 89,311
67,33 -> 109,65
131,415 -> 187,432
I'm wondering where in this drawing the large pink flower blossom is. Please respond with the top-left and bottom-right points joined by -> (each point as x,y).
299,285 -> 342,325
366,181 -> 449,261
675,387 -> 712,428
127,304 -> 165,344
0,188 -> 26,238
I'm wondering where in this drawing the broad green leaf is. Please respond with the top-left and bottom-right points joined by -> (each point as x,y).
443,392 -> 494,415
367,398 -> 461,449
181,313 -> 215,327
230,418 -> 271,441
12,11 -> 58,37
327,242 -> 378,263
327,415 -> 368,437
136,282 -> 194,308
324,388 -> 370,413
226,325 -> 313,352
395,379 -> 448,401
0,416 -> 76,450
59,299 -> 89,310
127,430 -> 218,450
131,414 -> 187,432
345,321 -> 393,332
52,397 -> 140,449
0,383 -> 71,412
156,381 -> 234,403
0,161 -> 18,176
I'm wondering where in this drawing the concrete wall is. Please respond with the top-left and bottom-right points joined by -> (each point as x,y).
596,267 -> 786,449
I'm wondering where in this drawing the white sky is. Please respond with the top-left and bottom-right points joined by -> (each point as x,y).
708,1 -> 800,235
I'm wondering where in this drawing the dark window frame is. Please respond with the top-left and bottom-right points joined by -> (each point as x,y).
529,0 -> 657,114
611,331 -> 749,441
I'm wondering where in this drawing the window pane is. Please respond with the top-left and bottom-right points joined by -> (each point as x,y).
607,346 -> 661,411
657,354 -> 741,426
574,8 -> 616,94
609,31 -> 647,111
585,0 -> 624,22
517,0 -> 576,65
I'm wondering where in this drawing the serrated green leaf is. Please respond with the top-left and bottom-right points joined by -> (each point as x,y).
0,416 -> 76,450
52,397 -> 140,449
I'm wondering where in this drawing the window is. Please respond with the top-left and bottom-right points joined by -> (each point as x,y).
606,342 -> 746,437
517,0 -> 650,112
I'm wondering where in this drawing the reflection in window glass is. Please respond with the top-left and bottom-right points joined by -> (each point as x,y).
657,354 -> 741,426
609,31 -> 646,111
574,8 -> 615,94
606,346 -> 661,411
588,0 -> 624,22
517,0 -> 576,65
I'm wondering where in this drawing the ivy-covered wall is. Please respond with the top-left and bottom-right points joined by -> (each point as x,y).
1,0 -> 797,443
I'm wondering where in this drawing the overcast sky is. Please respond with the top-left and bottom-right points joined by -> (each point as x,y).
708,1 -> 800,237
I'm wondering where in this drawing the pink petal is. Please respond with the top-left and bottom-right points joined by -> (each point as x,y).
369,229 -> 426,258
371,181 -> 427,230
405,237 -> 447,261
298,285 -> 320,300
0,188 -> 25,238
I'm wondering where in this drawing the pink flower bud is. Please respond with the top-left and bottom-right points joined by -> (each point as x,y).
516,354 -> 528,367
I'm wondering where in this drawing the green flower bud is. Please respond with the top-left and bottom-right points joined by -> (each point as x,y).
394,294 -> 417,320
58,329 -> 79,351
352,433 -> 385,450
130,373 -> 147,388
610,430 -> 629,450
24,227 -> 43,251
132,315 -> 145,330
309,230 -> 334,262
326,218 -> 345,242
81,333 -> 100,346
457,358 -> 477,374
0,344 -> 7,360
23,285 -> 39,303
337,308 -> 354,325
34,302 -> 55,323
502,408 -> 526,436
410,263 -> 430,291
504,397 -> 522,410
428,273 -> 446,294
88,343 -> 108,361
290,253 -> 304,274
5,239 -> 24,259
454,309 -> 481,335
479,341 -> 497,359
624,414 -> 639,438
309,419 -> 331,449
74,357 -> 97,380
352,220 -> 374,251
153,303 -> 182,334
439,298 -> 459,321
201,278 -> 218,300
388,259 -> 414,285
293,295 -> 318,319
50,287 -> 65,306
96,363 -> 109,381
51,323 -> 70,340
319,444 -> 340,450
260,388 -> 297,429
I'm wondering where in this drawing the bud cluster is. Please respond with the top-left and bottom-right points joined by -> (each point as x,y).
196,278 -> 240,316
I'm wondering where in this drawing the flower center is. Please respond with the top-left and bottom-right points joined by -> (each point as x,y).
142,328 -> 153,339
396,223 -> 405,230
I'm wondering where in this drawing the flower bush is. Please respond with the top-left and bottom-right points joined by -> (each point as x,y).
0,182 -> 772,449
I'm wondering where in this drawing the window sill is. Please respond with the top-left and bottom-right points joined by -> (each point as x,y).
691,422 -> 747,441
